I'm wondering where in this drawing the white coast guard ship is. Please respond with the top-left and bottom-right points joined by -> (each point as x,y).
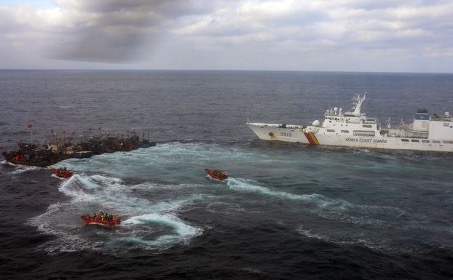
247,93 -> 453,152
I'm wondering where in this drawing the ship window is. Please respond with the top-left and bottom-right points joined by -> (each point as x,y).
422,140 -> 430,143
327,129 -> 335,133
411,139 -> 419,142
362,125 -> 372,128
443,141 -> 453,144
433,140 -> 441,143
353,130 -> 375,136
401,139 -> 409,142
341,130 -> 350,133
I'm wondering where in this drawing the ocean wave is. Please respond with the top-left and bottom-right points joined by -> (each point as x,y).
296,225 -> 418,254
114,213 -> 203,249
26,172 -> 205,254
1,160 -> 44,174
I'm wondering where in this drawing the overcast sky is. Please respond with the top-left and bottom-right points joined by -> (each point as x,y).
0,0 -> 452,72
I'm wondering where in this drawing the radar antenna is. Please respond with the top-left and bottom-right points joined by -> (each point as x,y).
348,93 -> 367,116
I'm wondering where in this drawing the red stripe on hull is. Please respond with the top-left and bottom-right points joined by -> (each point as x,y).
304,132 -> 319,145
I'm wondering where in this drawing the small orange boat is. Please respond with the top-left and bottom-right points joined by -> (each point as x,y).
205,168 -> 228,181
80,212 -> 121,226
51,167 -> 73,178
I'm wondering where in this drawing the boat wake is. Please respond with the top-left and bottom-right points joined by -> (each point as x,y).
226,177 -> 403,222
224,177 -> 426,253
1,160 -> 43,174
28,173 -> 203,254
116,213 -> 201,248
22,142 -> 451,255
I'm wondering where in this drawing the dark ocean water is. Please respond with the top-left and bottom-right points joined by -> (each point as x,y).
1,70 -> 453,279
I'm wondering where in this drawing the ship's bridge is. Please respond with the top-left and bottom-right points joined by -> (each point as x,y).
321,94 -> 378,129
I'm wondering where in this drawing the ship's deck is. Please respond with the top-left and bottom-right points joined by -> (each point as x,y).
247,122 -> 304,129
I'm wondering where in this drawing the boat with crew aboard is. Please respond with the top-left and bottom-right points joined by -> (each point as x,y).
205,168 -> 228,181
80,211 -> 121,227
247,93 -> 453,152
51,167 -> 73,179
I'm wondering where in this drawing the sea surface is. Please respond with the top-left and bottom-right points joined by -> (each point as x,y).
1,70 -> 453,279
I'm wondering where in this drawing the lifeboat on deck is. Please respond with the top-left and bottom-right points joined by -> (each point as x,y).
80,213 -> 121,226
51,167 -> 73,178
205,168 -> 228,181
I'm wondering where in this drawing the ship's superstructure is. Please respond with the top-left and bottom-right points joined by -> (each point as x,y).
247,94 -> 453,152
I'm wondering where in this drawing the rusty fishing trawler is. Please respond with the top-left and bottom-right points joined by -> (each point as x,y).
1,127 -> 156,167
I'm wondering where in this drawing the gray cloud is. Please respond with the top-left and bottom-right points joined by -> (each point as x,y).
52,0 -> 201,63
0,0 -> 452,72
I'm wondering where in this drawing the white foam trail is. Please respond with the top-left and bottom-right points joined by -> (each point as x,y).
124,213 -> 200,236
226,177 -> 404,227
3,162 -> 43,174
27,201 -> 98,254
117,213 -> 202,248
227,178 -> 351,208
296,225 -> 417,254
59,174 -> 204,214
28,171 -> 205,253
226,178 -> 309,200
60,174 -> 204,212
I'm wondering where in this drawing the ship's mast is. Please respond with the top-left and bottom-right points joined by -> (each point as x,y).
351,93 -> 366,116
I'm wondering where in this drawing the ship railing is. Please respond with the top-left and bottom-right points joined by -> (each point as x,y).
430,117 -> 452,122
249,123 -> 304,129
280,124 -> 304,129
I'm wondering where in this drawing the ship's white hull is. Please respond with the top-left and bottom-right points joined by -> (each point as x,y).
246,123 -> 309,144
247,123 -> 453,152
